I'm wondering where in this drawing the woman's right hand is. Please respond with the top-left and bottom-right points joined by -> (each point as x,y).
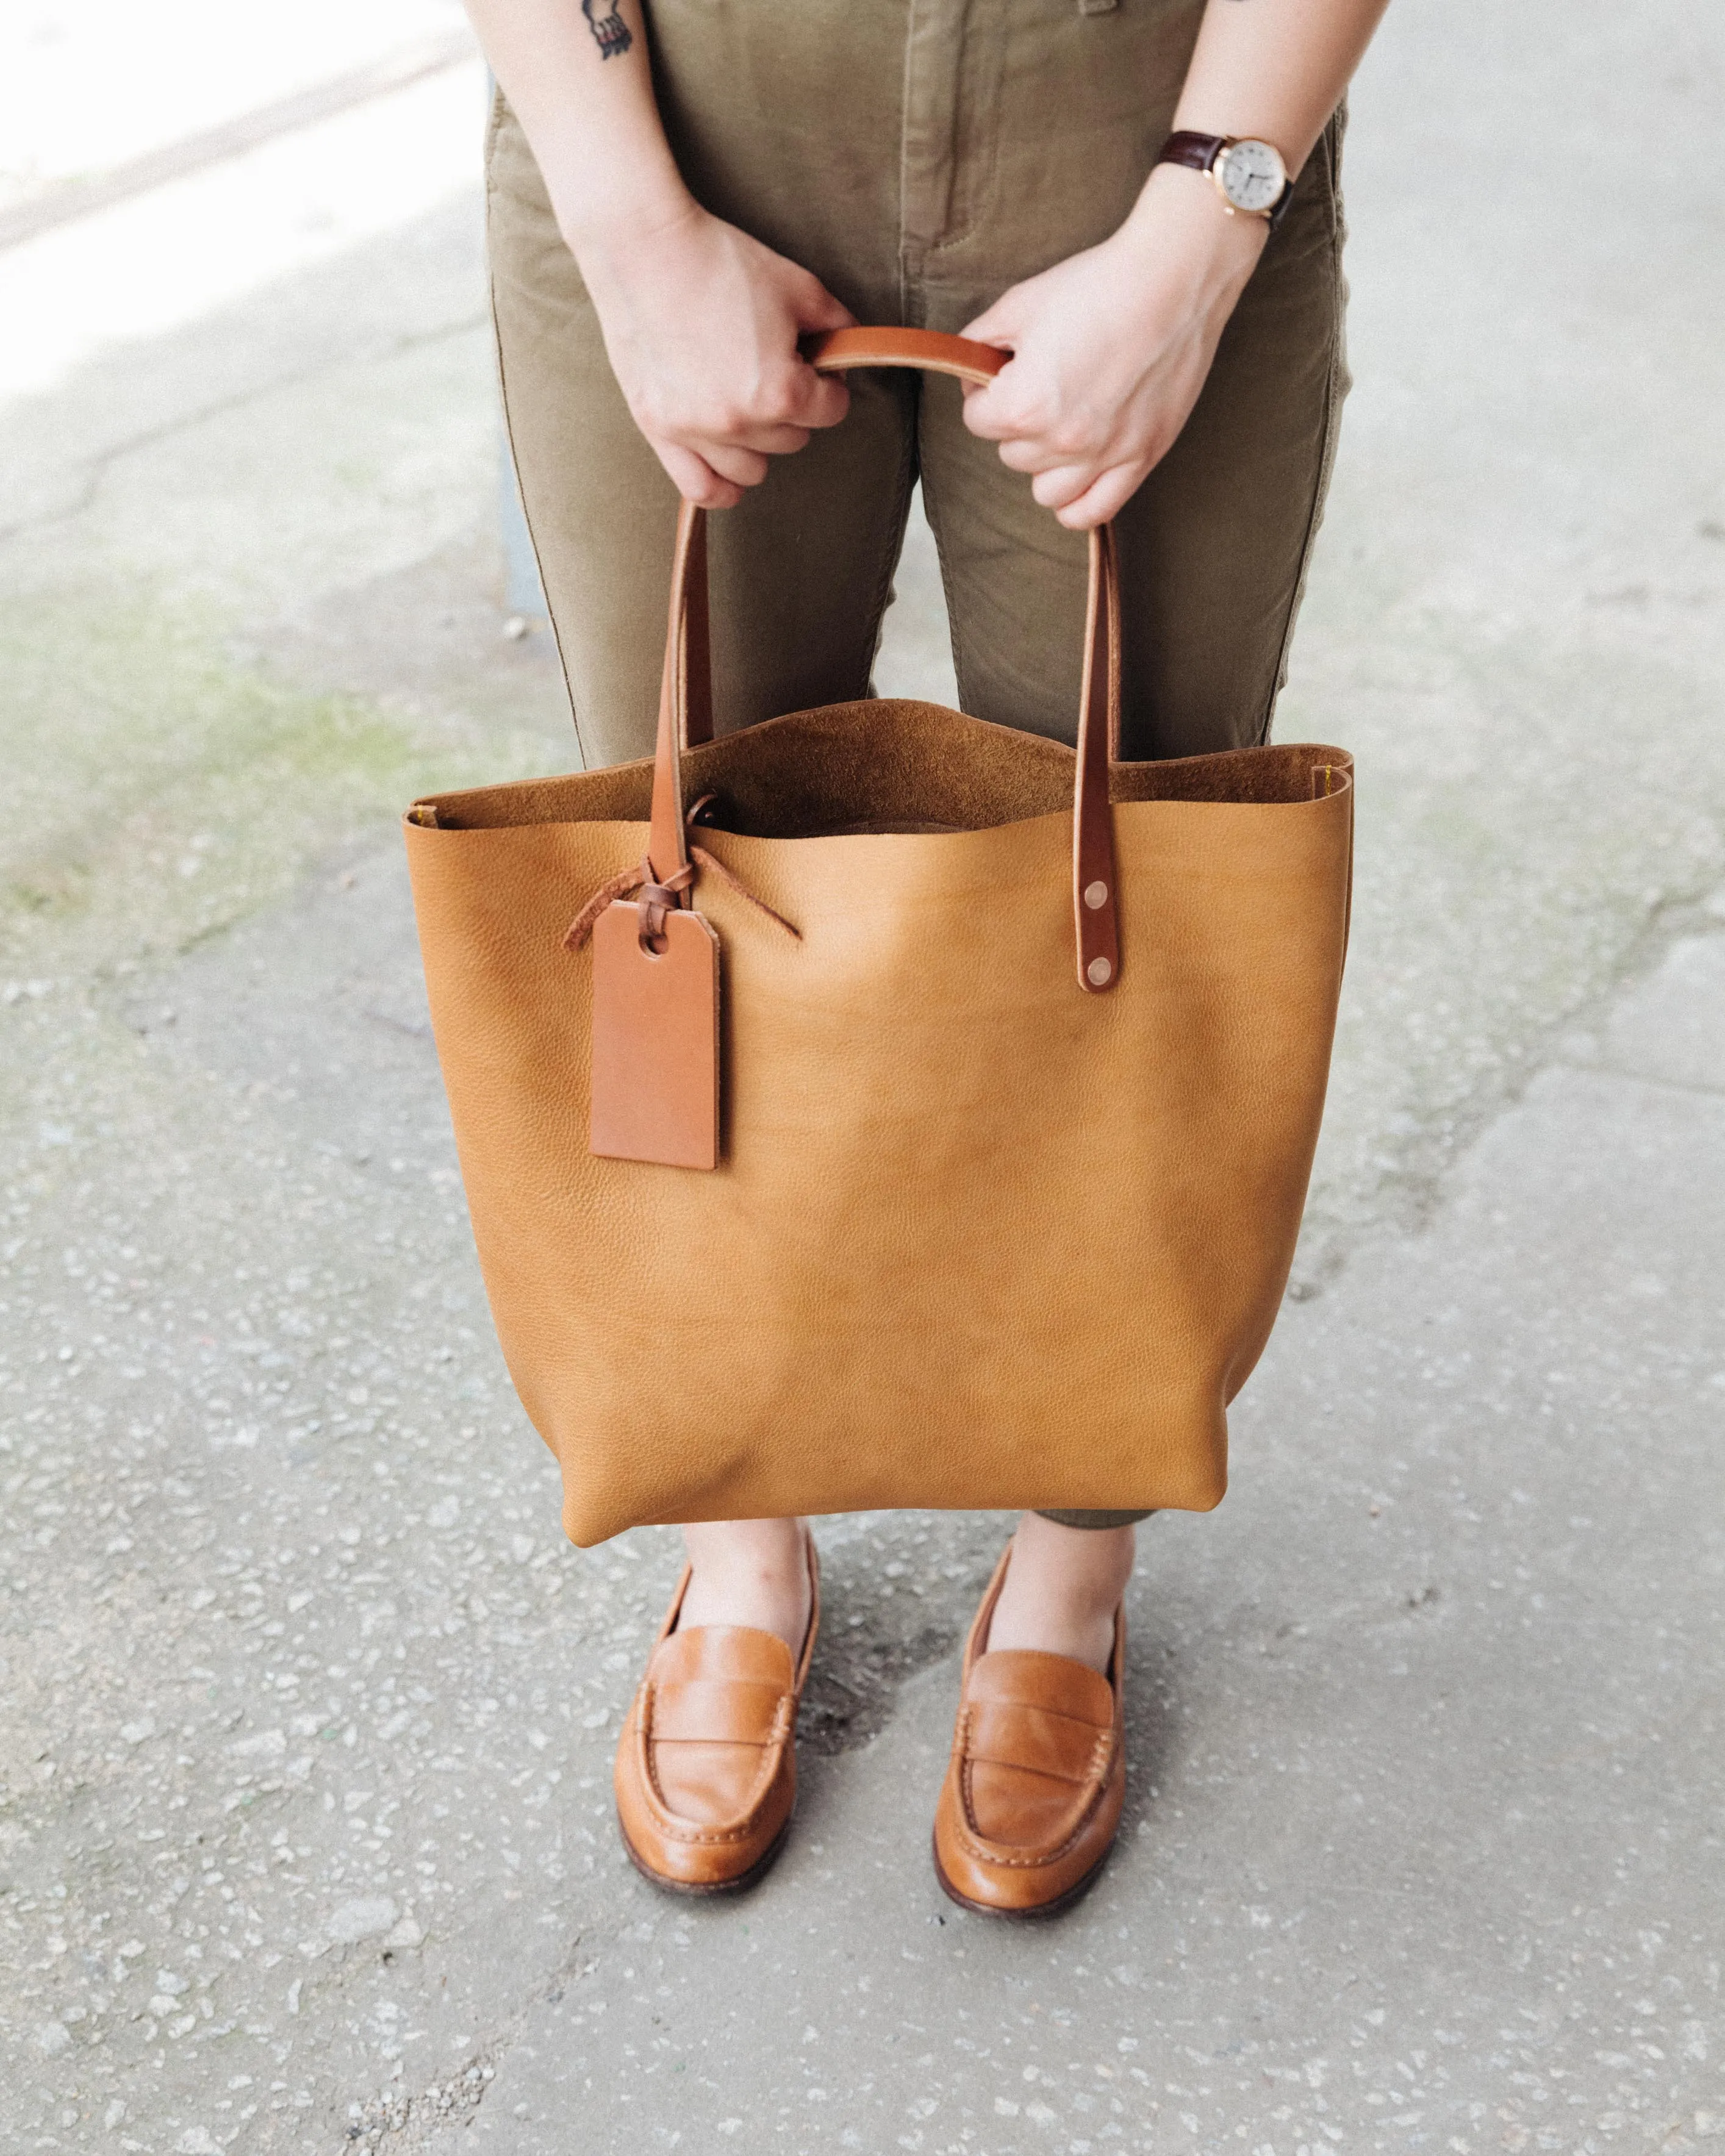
576,200 -> 855,508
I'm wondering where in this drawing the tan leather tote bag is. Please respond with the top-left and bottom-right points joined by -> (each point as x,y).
404,329 -> 1353,1547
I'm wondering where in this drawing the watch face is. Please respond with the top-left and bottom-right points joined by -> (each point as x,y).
1218,138 -> 1286,214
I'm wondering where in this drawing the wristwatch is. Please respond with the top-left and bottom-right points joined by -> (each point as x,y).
1155,131 -> 1294,231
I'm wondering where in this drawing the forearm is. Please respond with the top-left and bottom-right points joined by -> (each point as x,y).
461,0 -> 689,255
1108,0 -> 1390,332
959,0 -> 1388,525
1173,0 -> 1392,174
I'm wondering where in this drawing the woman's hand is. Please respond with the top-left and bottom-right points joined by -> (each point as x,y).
577,199 -> 856,508
465,0 -> 850,503
959,167 -> 1269,530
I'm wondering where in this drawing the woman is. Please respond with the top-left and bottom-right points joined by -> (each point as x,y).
461,0 -> 1388,1913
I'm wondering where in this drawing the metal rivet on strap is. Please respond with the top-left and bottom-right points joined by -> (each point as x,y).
1083,880 -> 1108,911
1087,956 -> 1112,987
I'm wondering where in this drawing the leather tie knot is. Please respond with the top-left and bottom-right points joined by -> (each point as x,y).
562,804 -> 802,955
634,859 -> 694,950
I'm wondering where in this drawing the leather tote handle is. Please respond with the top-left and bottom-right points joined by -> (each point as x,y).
647,328 -> 1122,992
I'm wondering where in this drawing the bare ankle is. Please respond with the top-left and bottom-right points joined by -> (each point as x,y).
981,1514 -> 1136,1674
678,1517 -> 811,1656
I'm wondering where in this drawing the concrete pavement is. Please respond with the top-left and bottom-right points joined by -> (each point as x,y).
3,1 -> 1723,2151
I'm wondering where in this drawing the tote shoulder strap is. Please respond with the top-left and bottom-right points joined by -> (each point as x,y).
647,328 -> 1121,993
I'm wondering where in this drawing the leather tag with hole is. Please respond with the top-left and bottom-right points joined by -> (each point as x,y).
590,901 -> 719,1170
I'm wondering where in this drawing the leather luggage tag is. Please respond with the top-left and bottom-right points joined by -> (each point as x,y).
589,901 -> 720,1170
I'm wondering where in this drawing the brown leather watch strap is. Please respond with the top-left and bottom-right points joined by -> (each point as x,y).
652,328 -> 1123,992
1157,129 -> 1226,177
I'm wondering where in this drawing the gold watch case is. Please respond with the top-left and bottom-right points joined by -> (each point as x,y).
1210,137 -> 1289,220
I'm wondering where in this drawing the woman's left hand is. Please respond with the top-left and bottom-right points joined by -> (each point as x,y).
959,165 -> 1270,530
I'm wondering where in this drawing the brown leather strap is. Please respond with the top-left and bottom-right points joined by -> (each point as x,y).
1074,521 -> 1121,992
651,327 -> 1123,991
647,501 -> 703,881
662,329 -> 1006,757
684,504 -> 712,748
1156,129 -> 1225,177
661,329 -> 1008,763
806,325 -> 1008,387
635,859 -> 695,951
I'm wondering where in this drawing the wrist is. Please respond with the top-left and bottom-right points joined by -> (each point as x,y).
1117,162 -> 1268,298
546,157 -> 700,274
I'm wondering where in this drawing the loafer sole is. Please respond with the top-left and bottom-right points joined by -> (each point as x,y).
931,1828 -> 1111,1920
619,1805 -> 795,1899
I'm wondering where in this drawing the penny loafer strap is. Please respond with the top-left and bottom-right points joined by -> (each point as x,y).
644,1677 -> 795,1748
961,1697 -> 1114,1786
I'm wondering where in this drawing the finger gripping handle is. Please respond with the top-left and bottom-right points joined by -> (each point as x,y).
805,327 -> 1008,387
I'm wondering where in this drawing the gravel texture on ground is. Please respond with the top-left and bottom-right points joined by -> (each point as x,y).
4,2 -> 1724,2150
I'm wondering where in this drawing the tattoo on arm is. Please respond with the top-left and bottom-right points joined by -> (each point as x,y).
581,0 -> 633,58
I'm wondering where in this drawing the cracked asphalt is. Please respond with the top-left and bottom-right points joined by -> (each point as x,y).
3,2 -> 1723,2151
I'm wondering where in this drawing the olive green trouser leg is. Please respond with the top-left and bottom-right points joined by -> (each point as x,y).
1036,1510 -> 1155,1530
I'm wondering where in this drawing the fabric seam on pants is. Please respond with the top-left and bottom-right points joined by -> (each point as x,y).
924,484 -> 980,720
487,93 -> 592,772
894,10 -> 917,322
859,389 -> 923,700
1256,111 -> 1349,748
918,387 -> 997,723
920,1 -> 1008,271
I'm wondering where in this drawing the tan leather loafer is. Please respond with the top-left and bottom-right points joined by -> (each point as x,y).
613,1532 -> 819,1894
931,1544 -> 1125,1916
